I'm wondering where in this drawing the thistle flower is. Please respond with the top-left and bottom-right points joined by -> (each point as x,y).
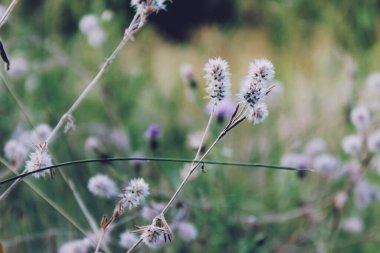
341,134 -> 363,156
204,57 -> 231,108
176,221 -> 198,241
237,59 -> 275,124
180,64 -> 197,88
88,174 -> 118,198
119,231 -> 138,249
145,123 -> 161,151
367,130 -> 380,153
350,106 -> 371,132
4,140 -> 28,168
25,143 -> 53,178
120,178 -> 149,210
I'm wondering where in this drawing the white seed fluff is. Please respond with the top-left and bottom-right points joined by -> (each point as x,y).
204,57 -> 231,108
25,146 -> 53,178
58,239 -> 89,253
120,178 -> 150,210
88,174 -> 118,198
79,14 -> 99,34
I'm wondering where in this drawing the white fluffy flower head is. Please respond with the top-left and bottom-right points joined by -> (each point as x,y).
4,140 -> 28,168
88,174 -> 118,198
341,134 -> 363,156
238,59 -> 275,124
204,57 -> 231,108
120,178 -> 150,210
25,143 -> 53,178
119,231 -> 138,249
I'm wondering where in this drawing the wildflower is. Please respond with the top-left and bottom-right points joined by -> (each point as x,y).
180,64 -> 197,89
304,138 -> 327,158
58,239 -> 89,253
88,174 -> 118,198
138,215 -> 172,248
145,123 -> 161,151
280,153 -> 309,170
131,0 -> 168,13
109,128 -> 130,152
354,180 -> 372,209
25,143 -> 53,178
341,134 -> 363,156
79,14 -> 99,34
249,102 -> 269,124
204,57 -> 231,108
87,27 -> 106,48
237,59 -> 275,123
119,231 -> 138,249
365,72 -> 380,92
176,222 -> 198,241
312,153 -> 340,175
8,56 -> 29,77
334,191 -> 348,209
350,106 -> 370,132
84,136 -> 104,155
32,123 -> 52,143
341,217 -> 364,233
367,130 -> 380,153
141,202 -> 165,220
4,140 -> 28,168
206,98 -> 236,123
120,178 -> 149,210
101,10 -> 114,22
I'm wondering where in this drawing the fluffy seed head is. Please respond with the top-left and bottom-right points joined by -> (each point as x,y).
4,140 -> 28,168
79,14 -> 99,34
350,106 -> 371,132
312,153 -> 340,175
25,144 -> 53,178
248,58 -> 275,84
247,102 -> 269,124
120,178 -> 150,210
141,225 -> 165,248
341,134 -> 363,156
204,57 -> 231,108
88,174 -> 118,198
365,72 -> 380,92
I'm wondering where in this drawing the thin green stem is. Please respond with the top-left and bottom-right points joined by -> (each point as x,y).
0,157 -> 308,186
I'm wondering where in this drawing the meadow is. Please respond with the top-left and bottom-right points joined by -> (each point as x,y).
1,0 -> 380,252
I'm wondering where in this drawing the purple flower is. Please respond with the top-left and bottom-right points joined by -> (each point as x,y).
145,124 -> 161,140
205,98 -> 237,123
145,124 -> 161,151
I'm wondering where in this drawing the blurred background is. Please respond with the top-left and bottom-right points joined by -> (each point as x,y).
1,0 -> 380,252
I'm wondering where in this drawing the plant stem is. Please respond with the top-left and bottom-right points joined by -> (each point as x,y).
0,0 -> 18,29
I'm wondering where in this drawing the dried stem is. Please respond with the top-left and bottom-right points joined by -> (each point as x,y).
45,12 -> 143,145
0,0 -> 18,29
